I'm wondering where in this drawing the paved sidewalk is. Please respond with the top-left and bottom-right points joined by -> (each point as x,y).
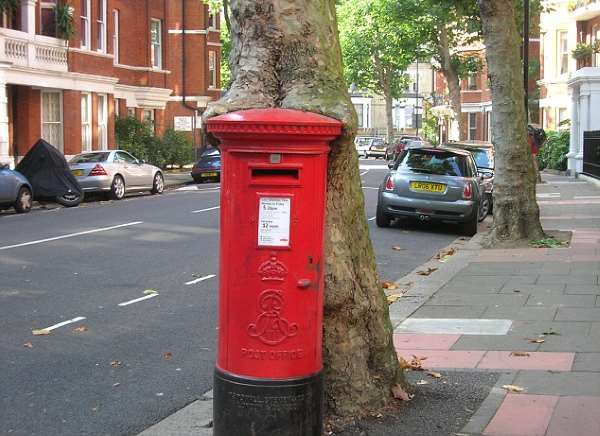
393,173 -> 600,436
139,173 -> 600,435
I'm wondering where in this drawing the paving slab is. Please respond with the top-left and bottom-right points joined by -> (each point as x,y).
447,276 -> 510,287
483,306 -> 558,321
503,276 -> 540,286
396,349 -> 486,369
513,371 -> 600,396
392,333 -> 460,351
440,284 -> 503,294
507,320 -> 592,337
499,284 -> 566,294
451,335 -> 541,352
546,396 -> 600,436
573,353 -> 600,371
410,305 -> 488,319
590,322 -> 600,336
525,294 -> 596,307
137,399 -> 212,436
555,307 -> 600,321
396,318 -> 513,335
538,335 -> 600,352
426,293 -> 528,307
482,394 -> 558,436
477,351 -> 574,371
537,274 -> 598,285
565,284 -> 600,295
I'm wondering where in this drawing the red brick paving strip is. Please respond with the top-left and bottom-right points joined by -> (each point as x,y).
483,394 -> 559,436
393,333 -> 461,351
477,351 -> 574,371
546,396 -> 600,436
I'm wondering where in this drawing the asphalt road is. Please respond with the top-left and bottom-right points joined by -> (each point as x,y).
0,159 -> 459,436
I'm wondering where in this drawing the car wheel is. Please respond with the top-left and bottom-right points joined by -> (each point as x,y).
14,186 -> 33,213
478,195 -> 491,222
55,191 -> 83,208
375,203 -> 392,228
110,175 -> 126,200
151,172 -> 164,194
462,208 -> 479,237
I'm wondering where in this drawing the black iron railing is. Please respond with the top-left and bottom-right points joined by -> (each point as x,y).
583,130 -> 600,179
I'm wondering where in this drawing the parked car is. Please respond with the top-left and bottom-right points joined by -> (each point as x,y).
385,135 -> 423,161
376,146 -> 485,236
355,136 -> 387,159
447,142 -> 494,216
68,150 -> 164,200
0,164 -> 33,213
16,139 -> 83,207
191,148 -> 221,183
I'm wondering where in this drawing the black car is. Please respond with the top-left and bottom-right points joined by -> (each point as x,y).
191,148 -> 221,183
447,142 -> 494,216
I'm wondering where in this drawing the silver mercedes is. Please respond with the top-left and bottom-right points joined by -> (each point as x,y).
68,150 -> 164,200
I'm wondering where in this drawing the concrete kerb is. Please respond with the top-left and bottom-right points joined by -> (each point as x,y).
387,231 -> 485,329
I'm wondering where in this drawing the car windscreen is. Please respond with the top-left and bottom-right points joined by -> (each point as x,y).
70,152 -> 110,163
201,148 -> 220,157
394,149 -> 471,177
468,148 -> 494,170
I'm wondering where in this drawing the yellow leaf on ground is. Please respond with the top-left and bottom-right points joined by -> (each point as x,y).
435,248 -> 457,263
399,357 -> 411,369
111,360 -> 122,368
392,246 -> 404,251
427,371 -> 443,379
417,267 -> 438,276
391,383 -> 413,401
510,352 -> 531,357
73,326 -> 88,333
163,352 -> 173,360
502,384 -> 525,393
32,329 -> 51,336
416,380 -> 429,385
23,342 -> 33,348
144,289 -> 158,295
528,338 -> 545,344
387,294 -> 403,304
382,281 -> 398,290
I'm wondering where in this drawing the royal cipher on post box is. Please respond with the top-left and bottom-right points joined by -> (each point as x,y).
207,109 -> 342,435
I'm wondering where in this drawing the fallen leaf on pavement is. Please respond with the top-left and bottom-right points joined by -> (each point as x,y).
434,248 -> 456,263
391,384 -> 413,401
392,245 -> 404,251
417,267 -> 438,276
144,289 -> 158,295
112,383 -> 120,387
399,357 -> 411,369
427,371 -> 442,379
111,360 -> 122,368
382,281 -> 398,290
23,342 -> 33,348
73,326 -> 88,333
32,329 -> 51,336
502,384 -> 525,393
416,380 -> 429,385
163,352 -> 173,360
409,355 -> 428,371
528,338 -> 545,344
510,352 -> 530,357
387,294 -> 403,304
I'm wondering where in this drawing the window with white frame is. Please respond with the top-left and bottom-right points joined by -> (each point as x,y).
208,13 -> 217,29
208,51 -> 217,88
486,112 -> 492,142
41,91 -> 63,151
80,0 -> 90,49
143,109 -> 155,131
81,93 -> 92,152
354,104 -> 364,128
96,0 -> 106,52
97,94 -> 108,150
467,74 -> 478,90
558,31 -> 569,75
41,0 -> 57,37
468,113 -> 477,141
558,107 -> 569,129
593,25 -> 600,67
114,98 -> 120,118
127,107 -> 135,118
151,19 -> 162,69
113,9 -> 120,64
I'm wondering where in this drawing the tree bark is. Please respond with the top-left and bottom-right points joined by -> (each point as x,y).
437,25 -> 465,140
204,0 -> 405,418
479,0 -> 544,244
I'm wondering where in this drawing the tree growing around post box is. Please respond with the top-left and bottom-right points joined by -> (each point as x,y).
204,0 -> 406,417
478,0 -> 545,244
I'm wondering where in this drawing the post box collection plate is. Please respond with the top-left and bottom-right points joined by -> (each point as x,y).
207,109 -> 342,435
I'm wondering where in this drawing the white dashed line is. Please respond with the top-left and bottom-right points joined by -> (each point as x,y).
574,195 -> 600,200
537,193 -> 560,198
368,216 -> 376,221
185,274 -> 216,285
360,170 -> 370,176
0,221 -> 144,251
118,294 -> 159,307
191,206 -> 220,214
362,187 -> 379,190
176,186 -> 221,192
43,317 -> 87,332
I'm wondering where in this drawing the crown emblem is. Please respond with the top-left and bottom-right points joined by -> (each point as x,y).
257,253 -> 288,282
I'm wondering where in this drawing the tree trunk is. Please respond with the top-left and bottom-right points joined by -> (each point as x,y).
479,0 -> 544,244
204,0 -> 405,418
383,78 -> 394,143
437,25 -> 464,140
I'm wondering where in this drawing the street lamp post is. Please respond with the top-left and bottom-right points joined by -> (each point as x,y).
415,56 -> 420,136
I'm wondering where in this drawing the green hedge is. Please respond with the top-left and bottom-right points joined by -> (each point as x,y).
537,130 -> 569,171
115,117 -> 194,169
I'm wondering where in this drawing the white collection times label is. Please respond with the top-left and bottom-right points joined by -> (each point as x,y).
258,197 -> 291,247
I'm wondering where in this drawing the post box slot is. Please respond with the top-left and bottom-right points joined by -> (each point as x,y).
251,168 -> 300,180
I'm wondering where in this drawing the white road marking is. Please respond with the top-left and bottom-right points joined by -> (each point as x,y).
0,221 -> 144,251
176,186 -> 220,192
359,164 -> 388,170
397,318 -> 512,335
537,193 -> 560,198
368,216 -> 376,221
362,187 -> 379,190
191,206 -> 220,214
185,274 -> 216,285
118,293 -> 159,307
43,316 -> 87,332
360,170 -> 370,176
574,195 -> 600,200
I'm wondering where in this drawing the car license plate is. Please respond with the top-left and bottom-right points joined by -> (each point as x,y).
71,169 -> 83,177
201,172 -> 217,177
410,181 -> 446,193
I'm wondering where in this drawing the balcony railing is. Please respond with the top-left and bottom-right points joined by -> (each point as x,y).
0,28 -> 67,72
572,0 -> 600,19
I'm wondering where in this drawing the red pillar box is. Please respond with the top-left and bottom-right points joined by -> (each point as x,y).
207,109 -> 342,435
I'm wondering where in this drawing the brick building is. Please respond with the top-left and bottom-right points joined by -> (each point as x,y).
0,0 -> 221,166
